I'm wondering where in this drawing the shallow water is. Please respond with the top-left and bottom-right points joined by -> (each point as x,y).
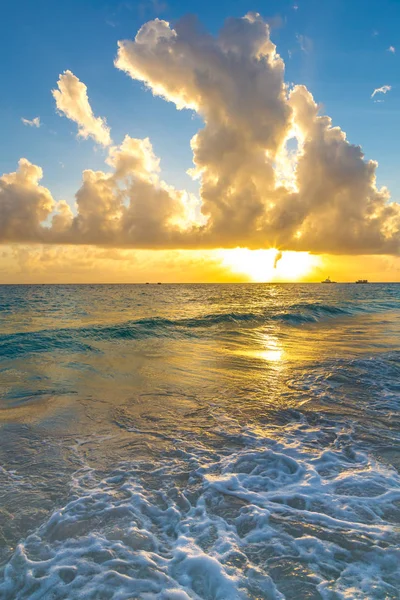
0,283 -> 399,599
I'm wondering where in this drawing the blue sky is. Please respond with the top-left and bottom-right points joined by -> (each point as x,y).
1,0 -> 399,206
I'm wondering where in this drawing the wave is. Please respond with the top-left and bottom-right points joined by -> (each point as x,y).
1,300 -> 399,360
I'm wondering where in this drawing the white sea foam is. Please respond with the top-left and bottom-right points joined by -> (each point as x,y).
1,416 -> 399,599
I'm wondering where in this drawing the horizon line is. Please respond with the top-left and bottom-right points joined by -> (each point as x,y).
0,281 -> 399,286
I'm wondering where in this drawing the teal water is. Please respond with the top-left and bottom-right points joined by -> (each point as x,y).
0,284 -> 399,599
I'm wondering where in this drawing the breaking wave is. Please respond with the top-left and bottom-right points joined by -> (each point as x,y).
1,298 -> 398,360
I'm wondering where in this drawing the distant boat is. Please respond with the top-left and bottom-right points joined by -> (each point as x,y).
157,282 -> 162,285
321,277 -> 336,283
355,279 -> 368,284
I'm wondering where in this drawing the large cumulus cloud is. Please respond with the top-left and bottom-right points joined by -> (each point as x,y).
116,13 -> 292,247
1,14 -> 399,253
288,86 -> 400,253
0,159 -> 55,242
0,136 -> 199,247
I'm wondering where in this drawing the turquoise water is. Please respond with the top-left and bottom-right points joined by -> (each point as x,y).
0,283 -> 399,599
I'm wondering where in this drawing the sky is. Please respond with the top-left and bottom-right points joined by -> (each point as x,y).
0,0 -> 400,283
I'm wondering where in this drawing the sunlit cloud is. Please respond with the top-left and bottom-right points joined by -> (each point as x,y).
21,116 -> 40,128
52,70 -> 112,146
387,46 -> 396,54
371,84 -> 392,98
0,13 -> 398,258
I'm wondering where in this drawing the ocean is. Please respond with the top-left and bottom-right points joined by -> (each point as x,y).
0,283 -> 399,599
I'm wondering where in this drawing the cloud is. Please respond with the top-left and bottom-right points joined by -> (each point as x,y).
113,14 -> 400,253
1,14 -> 399,255
296,34 -> 313,53
388,46 -> 396,54
115,13 -> 292,247
371,84 -> 391,98
66,135 -> 199,246
52,70 -> 112,146
21,117 -> 40,127
0,159 -> 55,242
0,135 -> 199,246
287,85 -> 399,253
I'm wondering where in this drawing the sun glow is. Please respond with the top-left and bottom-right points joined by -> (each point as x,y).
218,248 -> 321,282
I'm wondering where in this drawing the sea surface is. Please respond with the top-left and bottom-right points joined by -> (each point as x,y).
0,283 -> 399,599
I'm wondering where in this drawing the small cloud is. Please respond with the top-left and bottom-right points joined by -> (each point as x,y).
52,70 -> 112,146
21,116 -> 40,128
371,84 -> 392,98
372,30 -> 379,37
293,4 -> 299,10
296,34 -> 313,53
388,46 -> 396,54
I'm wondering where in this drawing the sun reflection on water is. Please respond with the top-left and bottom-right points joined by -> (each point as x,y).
233,333 -> 285,364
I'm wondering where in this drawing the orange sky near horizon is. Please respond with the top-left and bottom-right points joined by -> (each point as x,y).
0,246 -> 399,284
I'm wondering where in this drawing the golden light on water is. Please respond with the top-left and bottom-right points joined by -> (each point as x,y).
218,248 -> 321,282
233,333 -> 285,367
247,341 -> 284,363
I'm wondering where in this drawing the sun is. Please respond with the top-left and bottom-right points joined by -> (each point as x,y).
274,251 -> 321,281
218,248 -> 321,282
